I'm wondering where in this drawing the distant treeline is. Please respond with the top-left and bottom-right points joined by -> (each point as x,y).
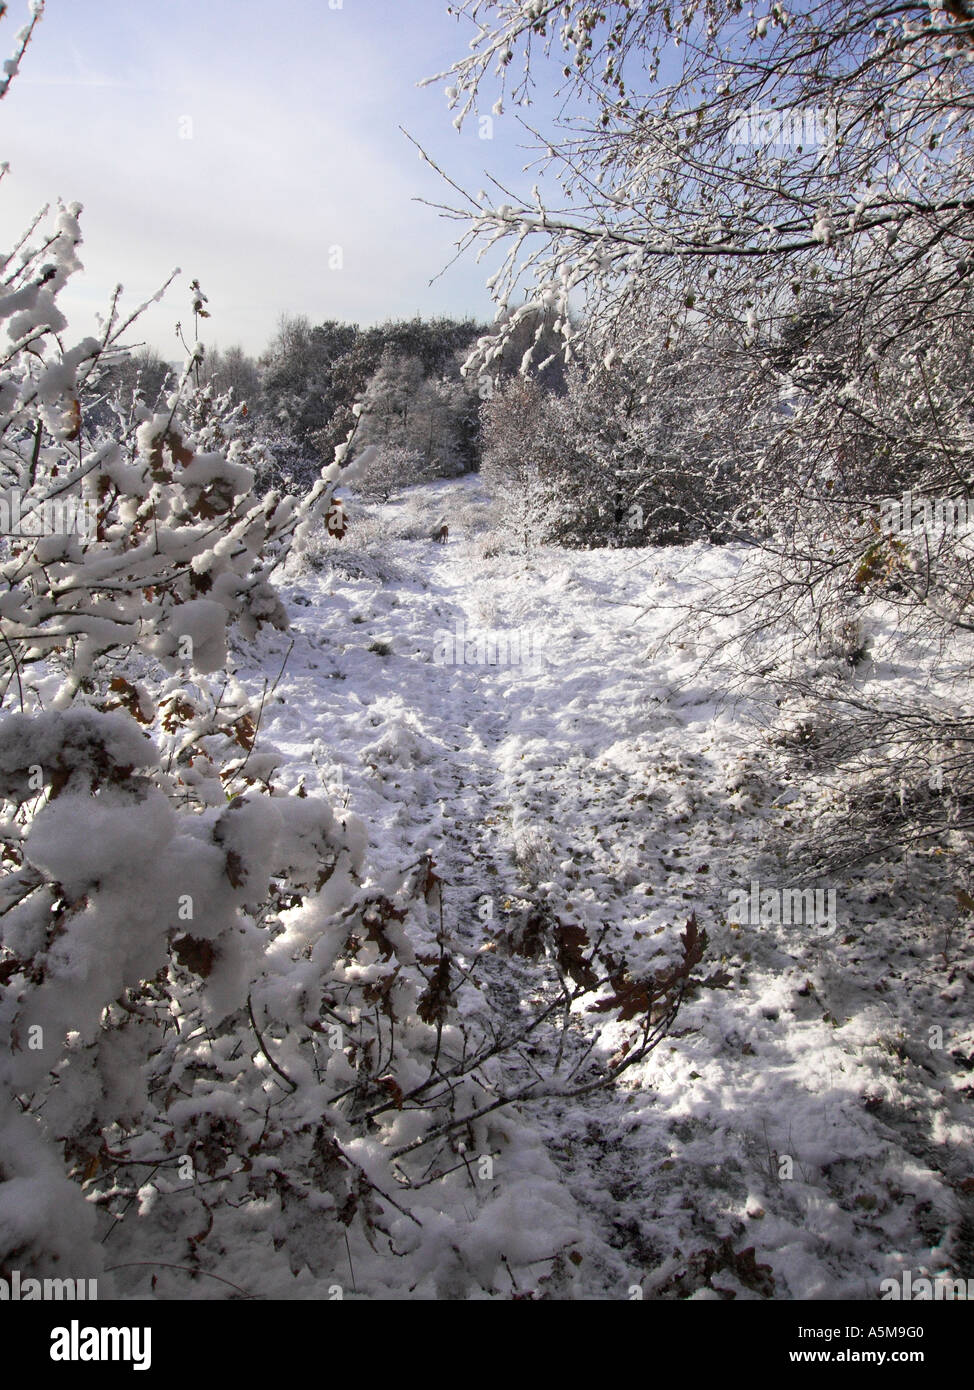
109,308 -> 567,494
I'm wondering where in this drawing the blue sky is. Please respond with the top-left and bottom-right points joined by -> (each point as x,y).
1,0 -> 570,358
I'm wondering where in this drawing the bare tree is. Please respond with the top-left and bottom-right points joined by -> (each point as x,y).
425,2 -> 974,371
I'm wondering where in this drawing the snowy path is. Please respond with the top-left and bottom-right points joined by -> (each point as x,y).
244,478 -> 974,1299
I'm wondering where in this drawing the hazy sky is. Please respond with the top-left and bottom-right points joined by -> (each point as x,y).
1,0 -> 568,360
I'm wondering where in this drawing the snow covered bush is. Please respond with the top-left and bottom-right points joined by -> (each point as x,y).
350,348 -> 477,491
351,442 -> 433,502
0,193 -> 369,1286
480,377 -> 576,549
479,310 -> 746,550
0,211 -> 348,706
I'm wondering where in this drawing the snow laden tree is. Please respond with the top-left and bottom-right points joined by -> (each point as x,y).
427,0 -> 974,552
102,346 -> 175,414
481,302 -> 569,392
350,347 -> 477,498
429,1 -> 974,372
426,0 -> 974,529
202,343 -> 260,405
259,313 -> 361,469
480,376 -> 577,547
566,312 -> 751,546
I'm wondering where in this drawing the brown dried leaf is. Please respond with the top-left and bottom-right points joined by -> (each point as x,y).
172,934 -> 217,978
225,849 -> 246,888
554,920 -> 597,988
417,954 -> 453,1026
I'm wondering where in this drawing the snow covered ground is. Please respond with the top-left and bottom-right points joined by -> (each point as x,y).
231,475 -> 974,1300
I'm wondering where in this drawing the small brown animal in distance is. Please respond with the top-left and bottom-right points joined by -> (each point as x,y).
432,519 -> 448,543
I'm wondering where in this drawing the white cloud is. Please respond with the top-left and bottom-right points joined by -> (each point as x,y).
1,0 -> 517,356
